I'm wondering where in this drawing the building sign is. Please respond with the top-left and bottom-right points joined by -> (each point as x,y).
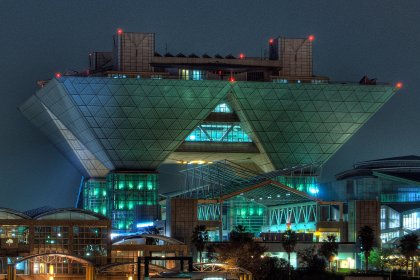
1,238 -> 18,249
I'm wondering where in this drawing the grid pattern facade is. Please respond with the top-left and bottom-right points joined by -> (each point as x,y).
21,78 -> 394,176
33,226 -> 69,253
107,173 -> 158,231
83,179 -> 108,216
230,82 -> 395,171
225,197 -> 266,235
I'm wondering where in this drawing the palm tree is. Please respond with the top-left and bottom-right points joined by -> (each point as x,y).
191,225 -> 209,262
319,235 -> 338,270
398,233 -> 419,276
358,226 -> 375,273
281,229 -> 297,280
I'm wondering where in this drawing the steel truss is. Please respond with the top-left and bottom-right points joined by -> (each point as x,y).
198,203 -> 221,220
269,201 -> 317,226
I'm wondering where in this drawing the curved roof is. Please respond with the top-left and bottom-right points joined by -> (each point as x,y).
32,208 -> 108,221
15,253 -> 93,265
112,234 -> 184,245
0,208 -> 31,220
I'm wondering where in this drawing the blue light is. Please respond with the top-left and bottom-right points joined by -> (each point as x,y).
136,222 -> 154,228
309,187 -> 319,194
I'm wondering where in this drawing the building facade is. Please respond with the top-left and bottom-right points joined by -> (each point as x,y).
326,156 -> 420,246
20,30 -> 398,237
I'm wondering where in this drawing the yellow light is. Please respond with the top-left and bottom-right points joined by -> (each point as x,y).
314,231 -> 321,236
49,276 -> 54,280
49,265 -> 54,275
128,276 -> 133,280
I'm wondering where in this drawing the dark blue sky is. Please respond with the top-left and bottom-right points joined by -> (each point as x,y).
1,0 -> 419,210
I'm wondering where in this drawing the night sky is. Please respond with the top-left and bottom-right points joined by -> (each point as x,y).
1,0 -> 419,211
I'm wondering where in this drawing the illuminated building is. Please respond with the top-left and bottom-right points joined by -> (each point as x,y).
329,155 -> 420,245
0,207 -> 110,275
20,30 -> 398,238
0,207 -> 188,278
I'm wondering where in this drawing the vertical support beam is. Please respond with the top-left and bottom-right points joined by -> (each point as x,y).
7,265 -> 16,280
188,257 -> 193,272
219,200 -> 223,241
180,259 -> 184,272
137,257 -> 141,280
85,264 -> 95,280
144,259 -> 149,280
339,203 -> 344,221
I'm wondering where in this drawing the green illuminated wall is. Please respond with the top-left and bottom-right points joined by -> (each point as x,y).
107,172 -> 158,231
275,176 -> 319,196
83,179 -> 108,216
225,197 -> 266,235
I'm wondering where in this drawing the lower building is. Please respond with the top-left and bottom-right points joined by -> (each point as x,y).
0,207 -> 111,274
326,155 -> 420,246
0,207 -> 187,278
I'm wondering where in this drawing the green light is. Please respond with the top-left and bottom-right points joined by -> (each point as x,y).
119,201 -> 125,209
258,208 -> 263,216
147,182 -> 153,190
93,188 -> 99,196
128,201 -> 134,210
102,190 -> 107,196
138,182 -> 144,190
118,182 -> 124,190
128,182 -> 134,189
249,207 -> 255,215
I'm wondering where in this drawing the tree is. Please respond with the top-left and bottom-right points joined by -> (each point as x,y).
229,225 -> 253,243
358,225 -> 375,273
191,225 -> 209,262
298,246 -> 327,272
318,235 -> 338,270
365,247 -> 394,271
214,225 -> 267,280
398,233 -> 419,276
281,229 -> 297,280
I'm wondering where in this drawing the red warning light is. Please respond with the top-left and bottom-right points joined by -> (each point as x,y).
229,77 -> 236,82
239,53 -> 245,59
55,73 -> 62,79
308,35 -> 315,42
396,82 -> 403,89
269,38 -> 274,45
117,28 -> 123,35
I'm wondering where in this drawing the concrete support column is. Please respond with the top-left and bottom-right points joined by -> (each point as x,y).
85,264 -> 95,280
219,200 -> 223,241
7,265 -> 16,280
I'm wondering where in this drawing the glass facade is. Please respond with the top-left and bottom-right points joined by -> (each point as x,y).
212,103 -> 231,113
185,123 -> 252,143
179,69 -> 205,80
107,173 -> 158,232
224,197 -> 266,235
275,175 -> 319,196
83,179 -> 108,216
403,212 -> 419,230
